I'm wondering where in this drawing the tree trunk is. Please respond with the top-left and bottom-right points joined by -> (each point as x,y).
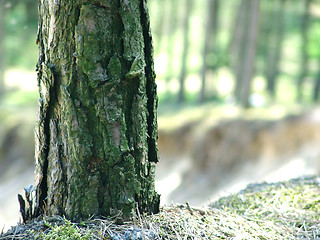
0,0 -> 6,100
265,0 -> 286,99
178,0 -> 193,103
199,0 -> 219,103
153,0 -> 167,55
229,0 -> 246,81
232,0 -> 250,101
238,0 -> 260,107
232,0 -> 260,107
164,0 -> 180,93
296,0 -> 311,102
313,58 -> 320,102
30,0 -> 160,221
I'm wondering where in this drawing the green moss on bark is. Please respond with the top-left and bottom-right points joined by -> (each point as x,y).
33,0 -> 159,221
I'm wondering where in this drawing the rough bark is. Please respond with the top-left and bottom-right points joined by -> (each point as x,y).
30,0 -> 160,221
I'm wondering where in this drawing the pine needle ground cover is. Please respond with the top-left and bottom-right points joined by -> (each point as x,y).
1,176 -> 320,239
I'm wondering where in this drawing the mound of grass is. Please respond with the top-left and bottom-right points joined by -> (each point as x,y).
1,176 -> 320,239
212,176 -> 320,239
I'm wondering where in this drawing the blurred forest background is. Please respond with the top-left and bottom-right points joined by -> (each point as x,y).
1,0 -> 320,231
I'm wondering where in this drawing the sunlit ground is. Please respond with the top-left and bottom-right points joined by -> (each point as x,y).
156,103 -> 320,206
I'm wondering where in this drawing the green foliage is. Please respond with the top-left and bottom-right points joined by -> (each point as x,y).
34,218 -> 92,240
2,90 -> 38,107
308,21 -> 320,58
5,2 -> 38,69
4,0 -> 320,106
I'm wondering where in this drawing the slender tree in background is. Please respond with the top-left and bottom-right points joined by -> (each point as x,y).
25,0 -> 38,23
239,0 -> 260,107
229,0 -> 246,85
199,0 -> 219,103
265,0 -> 286,99
164,0 -> 179,97
21,0 -> 160,221
232,0 -> 250,101
0,0 -> 6,100
313,58 -> 320,102
178,0 -> 193,103
234,0 -> 260,107
297,0 -> 311,102
153,0 -> 166,55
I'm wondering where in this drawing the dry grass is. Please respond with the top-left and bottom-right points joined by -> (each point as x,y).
212,176 -> 320,239
1,176 -> 320,239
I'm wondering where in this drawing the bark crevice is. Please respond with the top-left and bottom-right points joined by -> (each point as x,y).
29,0 -> 160,221
35,63 -> 59,217
139,0 -> 158,164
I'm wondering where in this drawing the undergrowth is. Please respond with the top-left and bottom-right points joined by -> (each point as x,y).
1,176 -> 320,239
31,217 -> 92,240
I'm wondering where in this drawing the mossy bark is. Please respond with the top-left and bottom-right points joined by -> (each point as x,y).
34,0 -> 160,220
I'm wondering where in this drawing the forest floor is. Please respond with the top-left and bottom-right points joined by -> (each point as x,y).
1,176 -> 320,239
1,96 -> 320,238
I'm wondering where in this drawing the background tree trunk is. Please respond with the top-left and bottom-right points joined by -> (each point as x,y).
199,0 -> 219,103
153,0 -> 167,55
313,57 -> 320,102
265,0 -> 286,100
296,0 -> 311,102
33,0 -> 160,220
233,0 -> 260,107
0,0 -> 6,100
164,0 -> 179,97
232,0 -> 250,102
178,0 -> 193,103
